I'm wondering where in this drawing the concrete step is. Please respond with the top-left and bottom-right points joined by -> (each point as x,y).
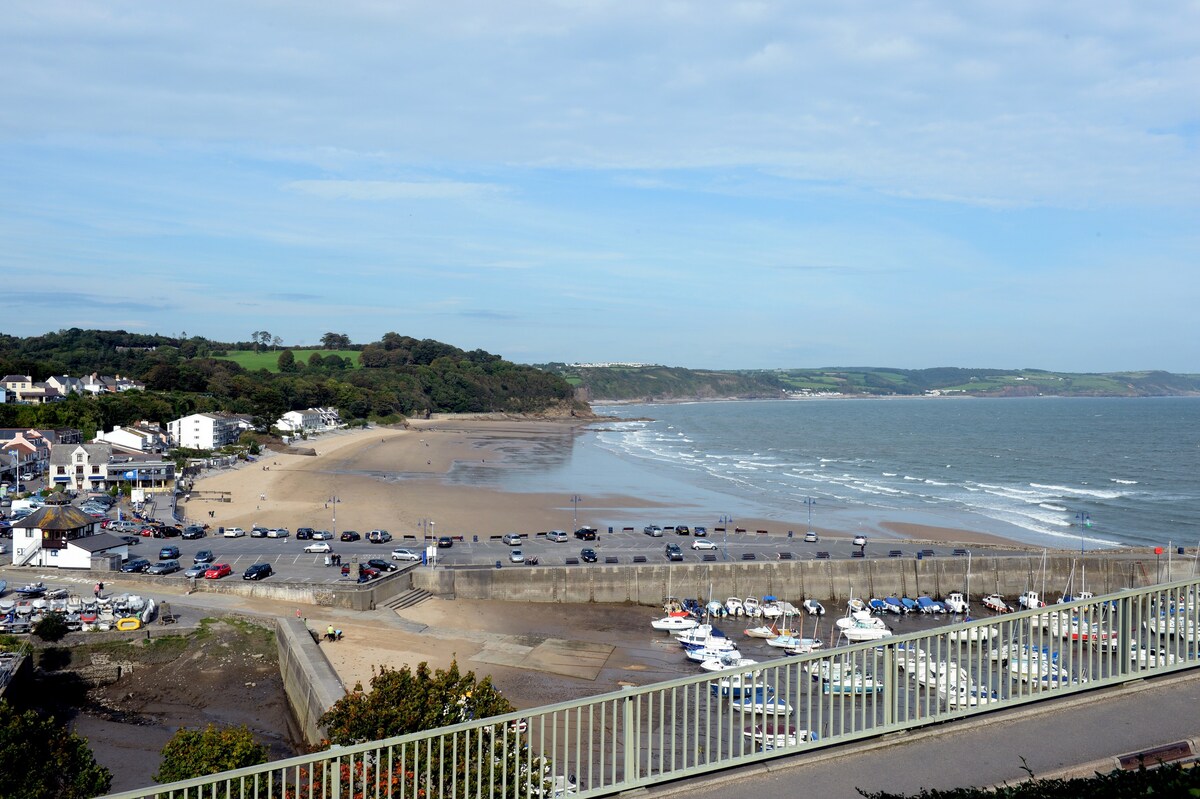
386,588 -> 432,611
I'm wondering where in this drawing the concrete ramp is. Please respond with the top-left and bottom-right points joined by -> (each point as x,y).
471,637 -> 613,681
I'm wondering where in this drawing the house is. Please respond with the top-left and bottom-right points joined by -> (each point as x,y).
45,375 -> 86,395
1,431 -> 51,480
0,375 -> 52,403
0,386 -> 7,404
168,413 -> 242,450
108,454 -> 176,493
48,442 -> 114,493
10,498 -> 123,569
94,423 -> 169,453
82,373 -> 145,394
276,408 -> 323,432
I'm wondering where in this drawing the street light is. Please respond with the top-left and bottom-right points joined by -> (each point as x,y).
804,497 -> 816,534
719,515 -> 734,561
570,495 -> 582,531
1075,511 -> 1091,555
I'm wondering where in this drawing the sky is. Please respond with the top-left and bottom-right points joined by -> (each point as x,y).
2,2 -> 1198,372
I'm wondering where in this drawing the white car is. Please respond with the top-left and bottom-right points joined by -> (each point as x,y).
691,539 -> 718,551
804,530 -> 819,543
304,542 -> 332,554
223,527 -> 246,538
312,530 -> 334,540
502,533 -> 523,546
509,548 -> 525,563
852,535 -> 868,547
391,547 -> 420,561
546,530 -> 568,543
267,527 -> 290,538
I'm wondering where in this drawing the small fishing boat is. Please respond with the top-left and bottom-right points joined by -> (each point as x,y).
937,663 -> 998,707
744,723 -> 817,750
742,597 -> 761,617
732,687 -> 792,715
743,622 -> 778,639
809,661 -> 883,695
699,653 -> 759,672
15,582 -> 46,597
916,596 -> 945,614
651,615 -> 699,632
1130,644 -> 1179,668
781,637 -> 824,655
683,640 -> 741,662
709,671 -> 767,697
883,597 -> 905,614
982,594 -> 1011,613
947,620 -> 998,643
900,597 -> 918,613
802,599 -> 825,616
943,592 -> 970,614
834,610 -> 893,642
765,632 -> 818,650
846,597 -> 867,614
1018,590 -> 1045,609
675,624 -> 724,646
725,597 -> 744,616
867,598 -> 889,614
705,600 -> 726,618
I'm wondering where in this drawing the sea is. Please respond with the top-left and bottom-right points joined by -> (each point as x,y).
456,397 -> 1200,551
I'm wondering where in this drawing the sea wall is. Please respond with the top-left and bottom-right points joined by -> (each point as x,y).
412,554 -> 1166,605
276,617 -> 345,746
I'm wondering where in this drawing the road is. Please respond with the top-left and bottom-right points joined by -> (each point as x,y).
643,670 -> 1200,799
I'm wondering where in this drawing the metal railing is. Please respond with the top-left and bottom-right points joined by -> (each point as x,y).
99,577 -> 1200,799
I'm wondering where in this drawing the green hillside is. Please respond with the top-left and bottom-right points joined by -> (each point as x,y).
215,349 -> 361,372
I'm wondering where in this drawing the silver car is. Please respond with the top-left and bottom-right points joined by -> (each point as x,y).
147,559 -> 181,575
391,547 -> 420,562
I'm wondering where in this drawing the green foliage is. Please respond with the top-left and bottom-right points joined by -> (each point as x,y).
215,349 -> 361,372
0,700 -> 112,799
856,761 -> 1200,799
154,724 -> 269,783
32,611 -> 69,642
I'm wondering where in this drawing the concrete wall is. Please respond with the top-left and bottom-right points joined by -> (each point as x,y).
412,554 -> 1165,606
276,617 -> 345,746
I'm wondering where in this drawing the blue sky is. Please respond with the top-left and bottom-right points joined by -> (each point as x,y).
2,2 -> 1197,371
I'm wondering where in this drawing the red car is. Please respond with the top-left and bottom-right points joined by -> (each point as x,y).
140,527 -> 156,537
204,563 -> 232,579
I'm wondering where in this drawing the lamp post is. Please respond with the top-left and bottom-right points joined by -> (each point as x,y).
804,497 -> 816,534
570,495 -> 582,531
719,515 -> 733,561
1075,511 -> 1091,555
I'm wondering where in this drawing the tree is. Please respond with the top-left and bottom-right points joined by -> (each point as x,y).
320,332 -> 351,349
277,350 -> 297,372
154,724 -> 268,783
0,700 -> 112,798
32,611 -> 69,642
317,661 -> 545,797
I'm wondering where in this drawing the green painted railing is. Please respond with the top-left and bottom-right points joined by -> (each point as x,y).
99,577 -> 1200,799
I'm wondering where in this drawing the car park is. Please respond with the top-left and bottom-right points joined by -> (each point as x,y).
546,530 -> 568,543
579,547 -> 598,563
853,535 -> 868,547
304,542 -> 332,554
665,543 -> 684,561
243,562 -> 273,580
804,530 -> 819,543
182,563 -> 208,578
267,527 -> 290,538
437,536 -> 453,548
121,557 -> 152,573
147,559 -> 181,575
502,533 -> 522,546
204,563 -> 232,579
312,530 -> 333,540
340,530 -> 361,542
366,558 -> 398,572
193,549 -> 215,564
295,527 -> 314,540
391,547 -> 420,561
574,527 -> 597,541
158,545 -> 181,560
368,530 -> 392,544
509,549 -> 525,564
223,527 -> 246,538
691,539 -> 717,551
181,525 -> 206,539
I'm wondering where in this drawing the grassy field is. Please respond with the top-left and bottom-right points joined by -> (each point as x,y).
215,349 -> 361,372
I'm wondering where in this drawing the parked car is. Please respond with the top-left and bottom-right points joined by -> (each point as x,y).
853,535 -> 868,547
157,526 -> 181,538
574,527 -> 597,541
340,530 -> 361,542
120,535 -> 141,546
304,542 -> 332,554
250,526 -> 268,538
193,549 -> 215,564
693,526 -> 708,537
502,533 -> 523,546
147,560 -> 181,575
665,543 -> 684,561
359,566 -> 381,581
691,539 -> 717,551
158,545 -> 181,560
509,549 -> 525,564
546,530 -> 568,543
391,547 -> 420,561
267,527 -> 290,539
312,530 -> 334,540
295,527 -> 314,540
223,527 -> 246,538
181,525 -> 206,540
366,558 -> 398,572
367,530 -> 392,544
182,563 -> 208,578
437,536 -> 453,548
804,530 -> 819,543
579,547 -> 598,563
675,525 -> 691,536
204,563 -> 233,579
121,557 -> 152,573
243,562 -> 273,580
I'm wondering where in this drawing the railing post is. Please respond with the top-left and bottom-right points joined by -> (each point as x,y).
623,687 -> 636,787
882,642 -> 895,730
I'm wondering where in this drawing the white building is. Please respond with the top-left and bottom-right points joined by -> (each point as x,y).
49,442 -> 113,493
10,502 -> 123,568
276,408 -> 323,432
95,423 -> 168,453
168,413 -> 241,450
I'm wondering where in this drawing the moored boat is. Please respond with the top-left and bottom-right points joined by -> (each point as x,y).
802,599 -> 825,616
651,615 -> 699,632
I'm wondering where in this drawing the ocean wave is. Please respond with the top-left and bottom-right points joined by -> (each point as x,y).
1039,503 -> 1068,512
1029,482 -> 1123,500
924,479 -> 949,486
1110,478 -> 1138,485
882,472 -> 897,477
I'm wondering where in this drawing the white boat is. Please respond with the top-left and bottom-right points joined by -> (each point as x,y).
802,599 -> 825,616
733,687 -> 792,715
725,597 -> 744,616
834,610 -> 893,642
809,661 -> 883,695
742,597 -> 761,617
705,600 -> 726,618
699,653 -> 759,672
947,620 -> 999,643
846,597 -> 867,614
782,637 -> 824,655
982,594 -> 1011,613
1008,647 -> 1068,684
713,670 -> 767,694
1144,614 -> 1199,641
743,621 -> 779,638
1130,644 -> 1179,668
651,615 -> 698,632
936,663 -> 998,707
675,624 -> 722,646
765,633 -> 820,651
744,723 -> 817,750
684,641 -> 741,663
1017,590 -> 1045,609
944,592 -> 970,614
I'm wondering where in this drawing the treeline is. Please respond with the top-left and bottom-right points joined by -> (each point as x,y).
0,329 -> 579,438
539,364 -> 787,402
